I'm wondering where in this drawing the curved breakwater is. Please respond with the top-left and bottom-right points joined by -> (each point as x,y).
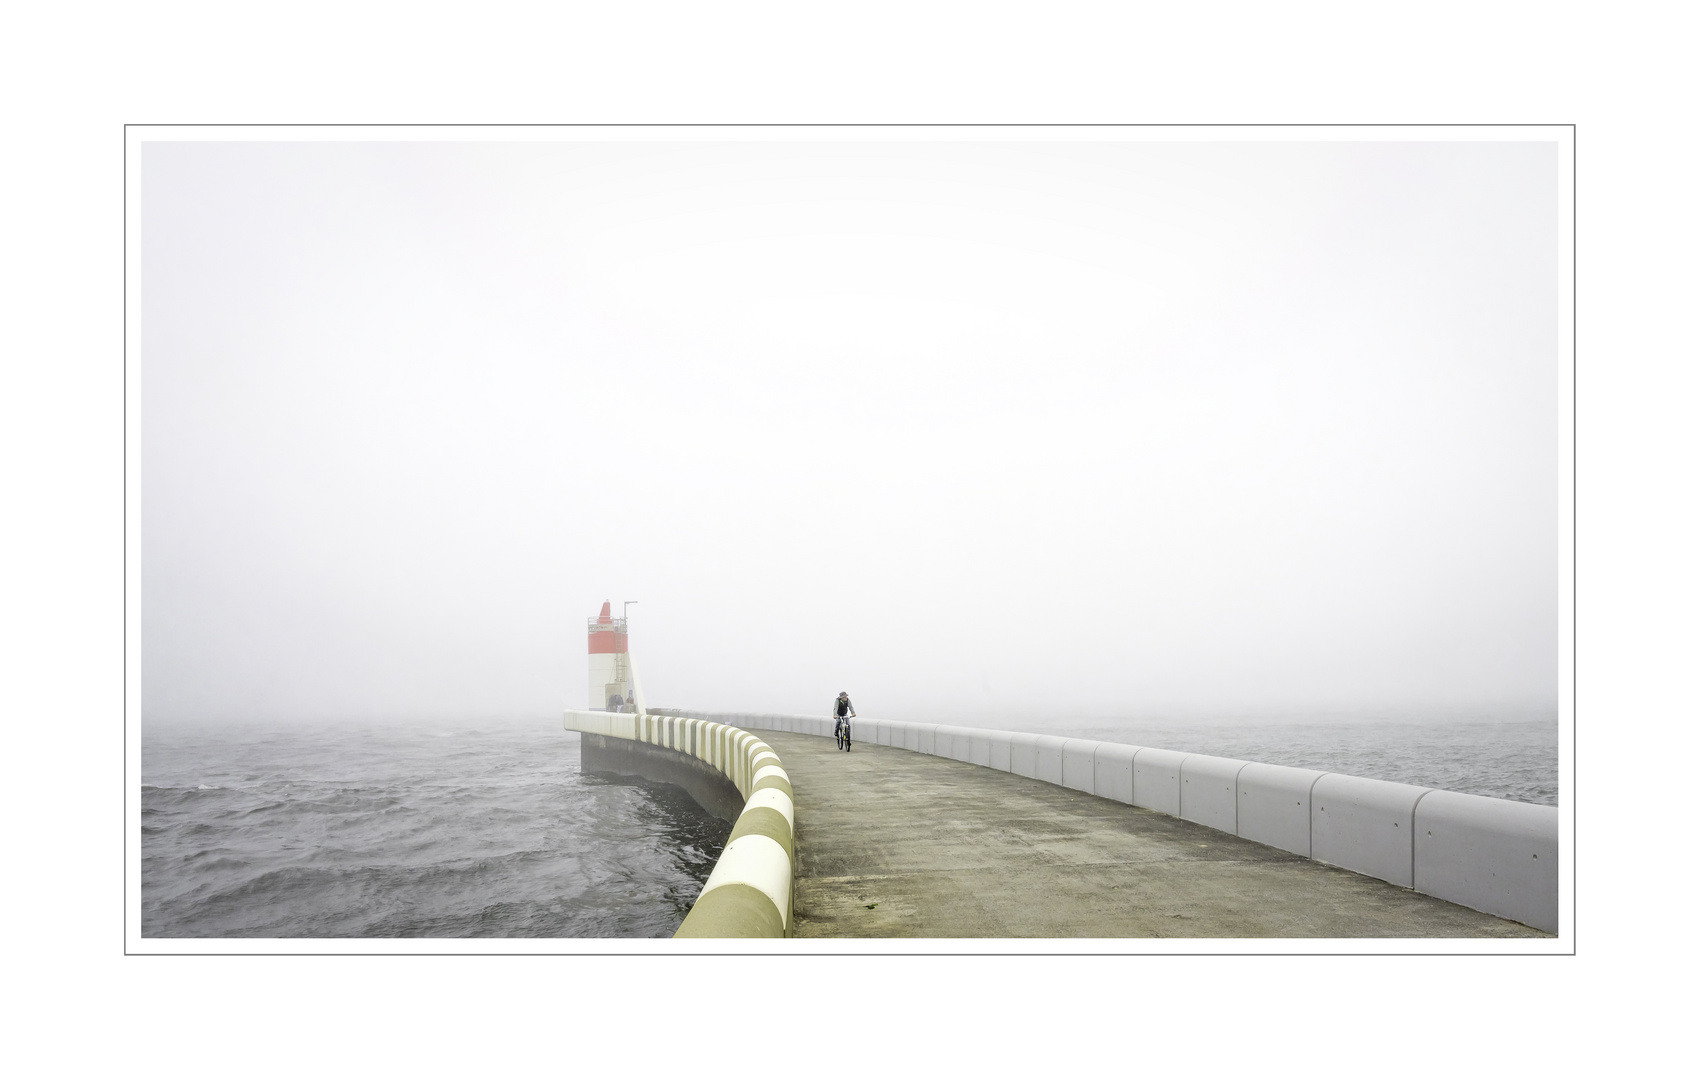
563,710 -> 796,938
666,710 -> 1560,933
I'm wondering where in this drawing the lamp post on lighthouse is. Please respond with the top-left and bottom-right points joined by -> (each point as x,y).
621,600 -> 646,715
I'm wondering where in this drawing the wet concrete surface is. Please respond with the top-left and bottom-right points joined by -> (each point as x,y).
759,731 -> 1551,939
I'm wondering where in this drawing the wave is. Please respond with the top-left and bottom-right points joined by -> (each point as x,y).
140,724 -> 727,938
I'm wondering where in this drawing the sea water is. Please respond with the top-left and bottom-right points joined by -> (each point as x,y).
140,719 -> 725,938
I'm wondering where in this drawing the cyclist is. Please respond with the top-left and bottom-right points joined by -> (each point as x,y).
833,691 -> 857,752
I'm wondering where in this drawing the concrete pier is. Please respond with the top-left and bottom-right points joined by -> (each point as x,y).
758,731 -> 1550,938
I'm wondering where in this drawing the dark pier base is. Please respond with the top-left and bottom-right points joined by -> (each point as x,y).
579,732 -> 746,823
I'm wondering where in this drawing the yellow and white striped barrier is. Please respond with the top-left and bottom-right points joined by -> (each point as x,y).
563,708 -> 795,938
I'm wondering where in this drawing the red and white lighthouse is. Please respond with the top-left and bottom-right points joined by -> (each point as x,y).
587,601 -> 632,711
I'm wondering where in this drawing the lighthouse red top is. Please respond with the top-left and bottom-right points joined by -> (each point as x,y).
587,599 -> 628,653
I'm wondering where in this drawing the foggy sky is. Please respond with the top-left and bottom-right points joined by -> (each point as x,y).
139,137 -> 1561,724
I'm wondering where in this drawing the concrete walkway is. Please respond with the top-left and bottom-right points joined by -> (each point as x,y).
757,731 -> 1550,939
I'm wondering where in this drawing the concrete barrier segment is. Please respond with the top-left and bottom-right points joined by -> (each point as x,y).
963,731 -> 993,767
729,803 -> 796,862
751,769 -> 793,802
961,728 -> 979,760
739,738 -> 753,778
1311,774 -> 1431,888
1034,735 -> 1067,785
689,832 -> 791,929
963,727 -> 989,762
933,725 -> 956,759
1414,790 -> 1558,932
562,709 -> 613,737
932,725 -> 966,761
1180,754 -> 1248,834
915,724 -> 939,756
744,785 -> 796,832
1235,762 -> 1325,858
1132,747 -> 1187,816
1009,732 -> 1040,778
1090,743 -> 1139,803
674,882 -> 788,938
1061,739 -> 1102,793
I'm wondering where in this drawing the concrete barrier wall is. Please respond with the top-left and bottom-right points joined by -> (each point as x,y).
1061,739 -> 1100,792
673,708 -> 1559,933
1180,754 -> 1247,835
1310,773 -> 1430,888
937,725 -> 971,762
964,731 -> 992,767
1413,790 -> 1559,931
564,708 -> 794,939
1133,747 -> 1186,816
1092,743 -> 1139,804
1009,732 -> 1040,779
1034,735 -> 1067,786
1236,762 -> 1325,858
916,724 -> 938,756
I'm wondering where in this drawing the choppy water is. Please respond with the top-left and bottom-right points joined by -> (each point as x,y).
142,713 -> 1558,938
141,720 -> 727,938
